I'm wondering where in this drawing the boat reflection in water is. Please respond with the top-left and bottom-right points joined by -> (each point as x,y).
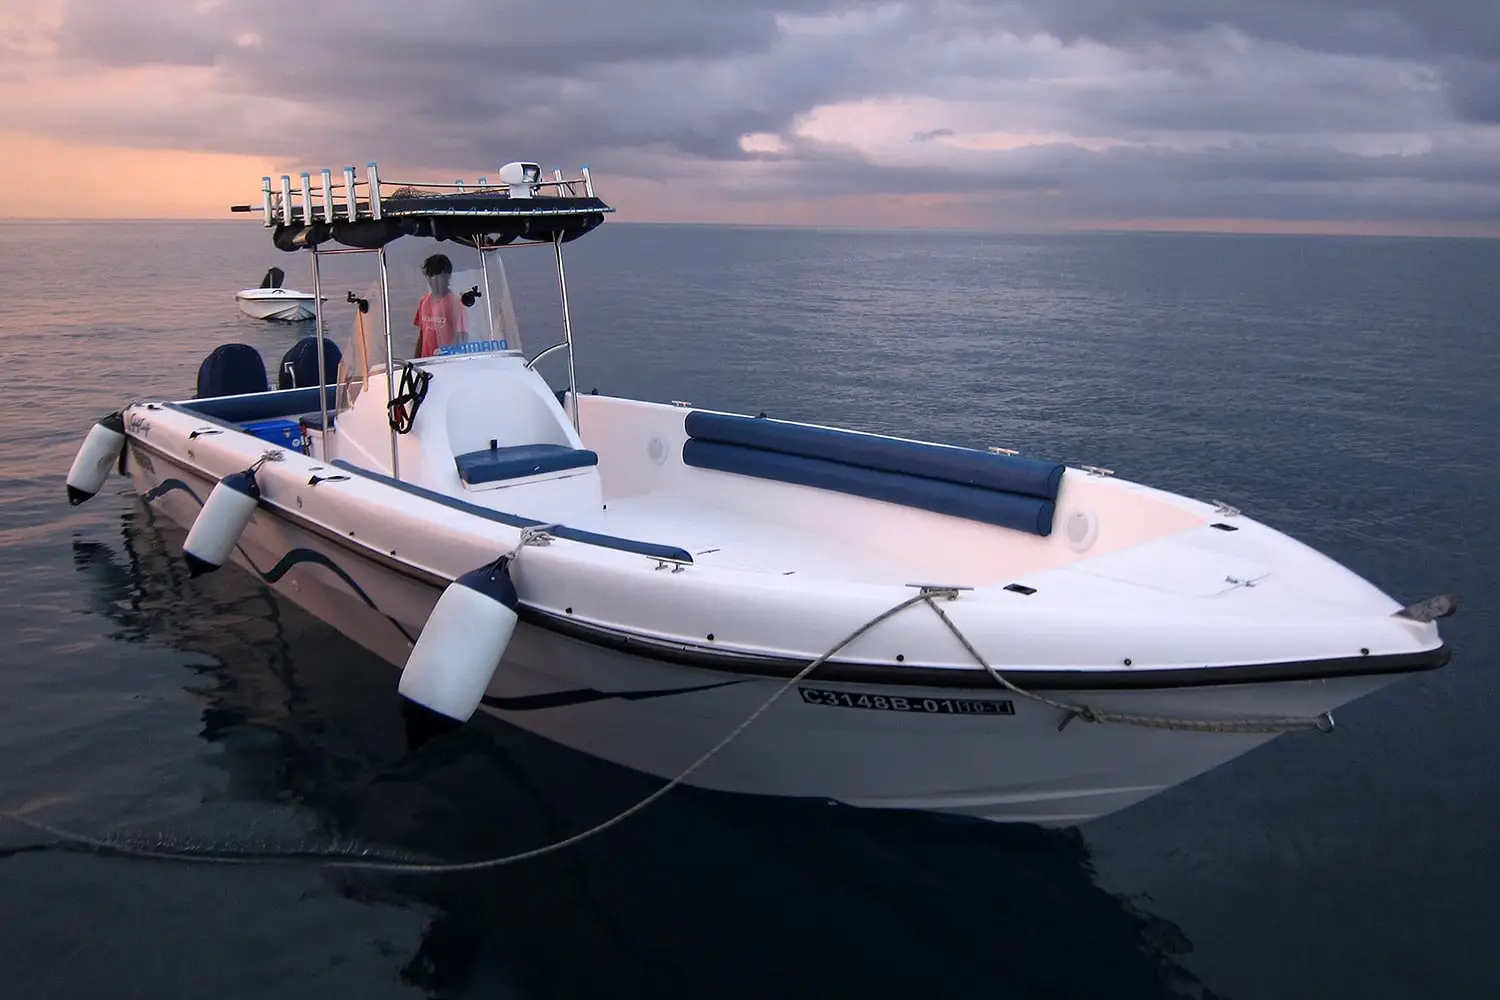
68,503 -> 1217,1000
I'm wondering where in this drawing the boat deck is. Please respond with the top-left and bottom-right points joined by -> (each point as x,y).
564,492 -> 902,582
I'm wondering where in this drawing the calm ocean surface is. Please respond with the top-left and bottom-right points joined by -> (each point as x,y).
0,219 -> 1496,999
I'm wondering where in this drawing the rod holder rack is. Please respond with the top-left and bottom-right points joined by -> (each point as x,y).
232,160 -> 601,226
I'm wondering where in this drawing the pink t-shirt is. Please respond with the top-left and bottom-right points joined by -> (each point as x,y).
413,292 -> 468,356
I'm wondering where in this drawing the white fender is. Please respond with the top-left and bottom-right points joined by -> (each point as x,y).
66,412 -> 126,506
182,469 -> 261,577
400,556 -> 521,722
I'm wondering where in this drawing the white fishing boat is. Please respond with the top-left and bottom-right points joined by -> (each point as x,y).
235,266 -> 323,321
64,161 -> 1456,826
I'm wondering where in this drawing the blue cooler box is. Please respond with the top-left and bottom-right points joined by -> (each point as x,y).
242,417 -> 307,453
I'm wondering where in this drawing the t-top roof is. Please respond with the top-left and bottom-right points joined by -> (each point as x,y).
233,161 -> 614,252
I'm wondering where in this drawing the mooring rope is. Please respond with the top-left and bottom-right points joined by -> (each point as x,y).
918,593 -> 1335,734
506,523 -> 562,557
1,591 -> 934,873
0,586 -> 1333,872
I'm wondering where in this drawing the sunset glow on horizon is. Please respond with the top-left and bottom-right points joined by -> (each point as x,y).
0,1 -> 1495,237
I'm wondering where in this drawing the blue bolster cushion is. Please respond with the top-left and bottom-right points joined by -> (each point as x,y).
456,443 -> 599,485
683,439 -> 1056,536
683,411 -> 1063,500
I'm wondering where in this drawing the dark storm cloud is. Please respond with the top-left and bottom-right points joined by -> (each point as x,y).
53,0 -> 796,70
38,0 -> 864,166
1441,58 -> 1500,123
53,2 -> 227,67
1014,0 -> 1500,123
11,0 -> 1500,224
1013,0 -> 1499,62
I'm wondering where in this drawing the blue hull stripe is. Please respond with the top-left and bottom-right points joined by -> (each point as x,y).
143,476 -> 416,643
142,474 -> 751,712
481,679 -> 749,712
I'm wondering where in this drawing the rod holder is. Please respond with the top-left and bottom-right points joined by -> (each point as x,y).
367,161 -> 382,221
320,168 -> 333,221
299,172 -> 313,226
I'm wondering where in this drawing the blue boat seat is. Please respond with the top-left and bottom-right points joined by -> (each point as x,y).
682,410 -> 1065,536
297,410 -> 335,431
455,443 -> 599,486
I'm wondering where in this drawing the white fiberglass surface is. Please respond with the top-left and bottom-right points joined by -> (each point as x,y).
568,394 -> 1221,588
563,492 -> 904,580
560,474 -> 1213,589
560,477 -> 1207,586
238,287 -> 315,298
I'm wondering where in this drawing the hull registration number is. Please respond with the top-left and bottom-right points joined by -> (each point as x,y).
798,687 -> 1014,716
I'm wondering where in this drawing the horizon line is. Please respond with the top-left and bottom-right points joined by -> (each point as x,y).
0,216 -> 1496,240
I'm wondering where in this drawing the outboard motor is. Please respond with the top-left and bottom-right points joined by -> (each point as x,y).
277,337 -> 343,389
259,266 -> 285,289
196,344 -> 268,399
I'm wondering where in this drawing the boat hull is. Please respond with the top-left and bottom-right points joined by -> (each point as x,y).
235,290 -> 318,322
126,444 -> 1409,826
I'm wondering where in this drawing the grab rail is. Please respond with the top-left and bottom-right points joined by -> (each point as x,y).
525,342 -> 568,370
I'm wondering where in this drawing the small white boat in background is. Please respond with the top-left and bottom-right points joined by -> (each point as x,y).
235,266 -> 322,321
63,161 -> 1458,827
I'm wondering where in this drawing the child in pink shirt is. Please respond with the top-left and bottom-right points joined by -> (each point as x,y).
412,253 -> 468,357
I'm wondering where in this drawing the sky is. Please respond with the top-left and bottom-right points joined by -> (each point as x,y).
1,0 -> 1497,235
